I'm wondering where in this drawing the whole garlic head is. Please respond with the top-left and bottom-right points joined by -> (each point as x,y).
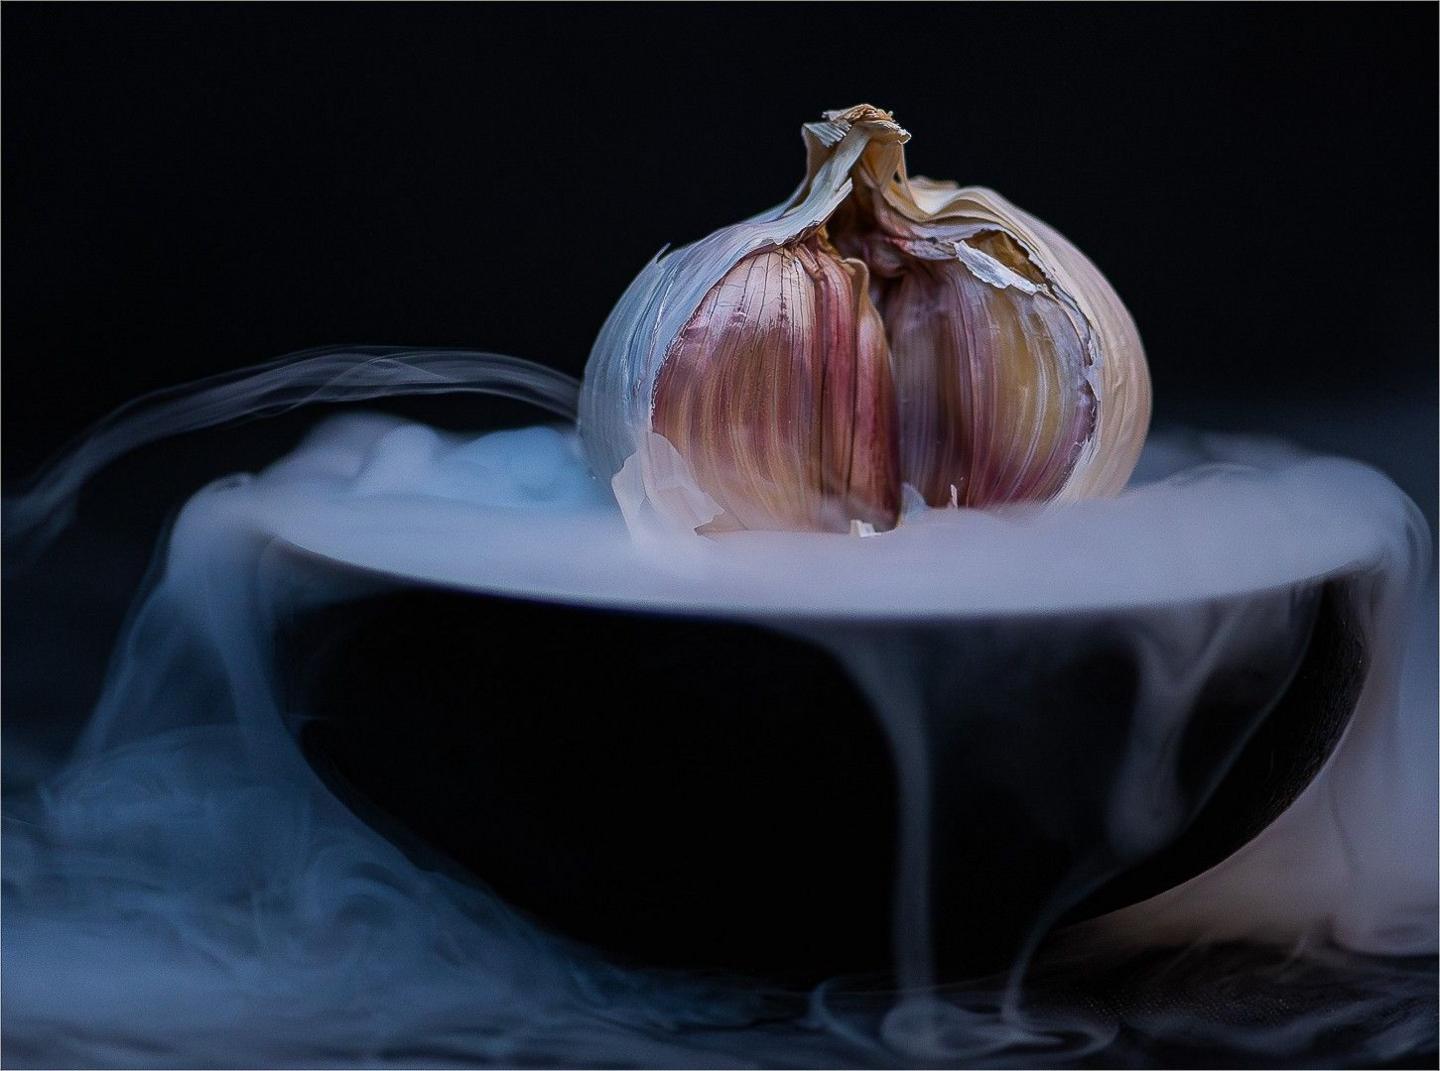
580,105 -> 1151,535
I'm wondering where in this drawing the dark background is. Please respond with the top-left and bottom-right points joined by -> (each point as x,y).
5,4 -> 1436,487
2,6 -> 1438,1035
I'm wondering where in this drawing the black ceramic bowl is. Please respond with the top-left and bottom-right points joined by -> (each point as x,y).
282,569 -> 1364,985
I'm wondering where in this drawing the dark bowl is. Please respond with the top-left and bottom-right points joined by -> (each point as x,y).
282,572 -> 1365,985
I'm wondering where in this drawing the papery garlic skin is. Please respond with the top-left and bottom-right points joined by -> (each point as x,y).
580,105 -> 1150,534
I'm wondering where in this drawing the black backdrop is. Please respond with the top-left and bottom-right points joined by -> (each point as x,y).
4,4 -> 1436,480
3,0 -> 1438,1007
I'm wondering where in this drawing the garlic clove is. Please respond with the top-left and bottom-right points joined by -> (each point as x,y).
880,253 -> 1096,508
830,136 -> 1147,508
652,238 -> 900,532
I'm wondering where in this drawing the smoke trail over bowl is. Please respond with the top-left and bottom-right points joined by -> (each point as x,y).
2,351 -> 1435,1066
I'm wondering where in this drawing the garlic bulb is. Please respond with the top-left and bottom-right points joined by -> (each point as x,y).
580,105 -> 1150,534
